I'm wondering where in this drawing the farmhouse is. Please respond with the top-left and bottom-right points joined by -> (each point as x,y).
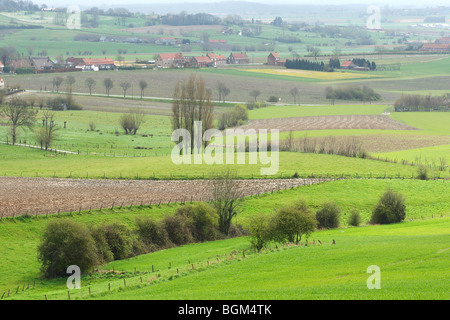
83,58 -> 117,71
267,52 -> 285,66
207,53 -> 227,67
30,57 -> 55,70
226,52 -> 250,65
419,43 -> 450,52
155,53 -> 185,68
9,59 -> 32,72
0,61 -> 3,72
340,61 -> 358,70
190,56 -> 212,68
435,37 -> 450,44
65,57 -> 85,69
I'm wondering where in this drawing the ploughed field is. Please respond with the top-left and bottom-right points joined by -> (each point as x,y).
234,115 -> 419,133
0,177 -> 330,218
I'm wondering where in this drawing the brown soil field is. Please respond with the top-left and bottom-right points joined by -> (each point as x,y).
234,115 -> 419,133
0,177 -> 330,218
348,135 -> 450,153
122,24 -> 224,36
283,134 -> 450,154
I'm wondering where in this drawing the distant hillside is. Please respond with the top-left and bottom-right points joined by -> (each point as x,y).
99,1 -> 368,16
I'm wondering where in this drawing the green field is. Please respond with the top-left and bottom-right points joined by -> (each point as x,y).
1,179 -> 449,300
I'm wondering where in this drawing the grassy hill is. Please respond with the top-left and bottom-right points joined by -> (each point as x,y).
1,179 -> 449,299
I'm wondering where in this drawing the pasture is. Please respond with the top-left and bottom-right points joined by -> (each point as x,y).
0,179 -> 449,299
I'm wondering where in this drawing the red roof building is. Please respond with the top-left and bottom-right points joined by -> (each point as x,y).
420,43 -> 450,52
227,52 -> 250,64
155,53 -> 185,68
190,56 -> 212,68
435,37 -> 450,44
267,52 -> 285,66
207,53 -> 227,67
341,61 -> 357,69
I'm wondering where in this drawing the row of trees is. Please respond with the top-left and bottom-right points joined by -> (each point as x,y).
394,94 -> 450,112
285,59 -> 328,72
171,75 -> 215,153
37,171 -> 246,278
0,97 -> 59,149
325,85 -> 381,102
50,76 -> 150,99
161,12 -> 221,26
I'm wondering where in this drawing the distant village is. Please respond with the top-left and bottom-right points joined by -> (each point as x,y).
0,36 -> 449,79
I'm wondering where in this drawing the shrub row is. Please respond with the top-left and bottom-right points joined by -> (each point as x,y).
37,203 -> 243,279
249,189 -> 406,251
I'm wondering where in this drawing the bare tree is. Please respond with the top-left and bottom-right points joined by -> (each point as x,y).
103,78 -> 114,96
217,81 -> 230,103
211,170 -> 245,236
290,87 -> 299,104
119,81 -> 131,97
85,77 -> 96,95
65,75 -> 76,107
250,89 -> 261,102
139,80 -> 148,99
119,108 -> 145,135
311,47 -> 321,60
1,99 -> 37,145
36,109 -> 58,150
52,77 -> 64,92
172,74 -> 214,153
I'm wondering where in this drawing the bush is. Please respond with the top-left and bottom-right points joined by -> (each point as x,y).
218,104 -> 249,130
270,199 -> 317,244
370,189 -> 406,224
176,203 -> 218,242
90,226 -> 114,264
347,208 -> 362,227
267,96 -> 279,103
91,222 -> 135,261
316,201 -> 341,229
135,217 -> 171,250
37,219 -> 98,279
416,165 -> 429,180
249,216 -> 272,251
163,215 -> 194,245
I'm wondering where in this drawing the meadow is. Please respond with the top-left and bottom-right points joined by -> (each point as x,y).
1,179 -> 449,299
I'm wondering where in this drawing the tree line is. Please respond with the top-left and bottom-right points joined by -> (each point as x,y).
285,59 -> 328,72
394,94 -> 450,112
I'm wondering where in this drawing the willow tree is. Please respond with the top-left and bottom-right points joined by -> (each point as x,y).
171,74 -> 214,154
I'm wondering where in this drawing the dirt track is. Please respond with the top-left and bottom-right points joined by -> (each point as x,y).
0,177 -> 331,217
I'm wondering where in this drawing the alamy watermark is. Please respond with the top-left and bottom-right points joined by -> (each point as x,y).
171,121 -> 279,175
66,5 -> 81,30
67,265 -> 81,289
367,265 -> 381,289
366,5 -> 381,30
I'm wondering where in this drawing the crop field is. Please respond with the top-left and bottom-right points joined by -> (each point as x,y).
235,114 -> 418,132
1,3 -> 450,304
243,68 -> 386,80
0,176 -> 328,218
248,104 -> 390,119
